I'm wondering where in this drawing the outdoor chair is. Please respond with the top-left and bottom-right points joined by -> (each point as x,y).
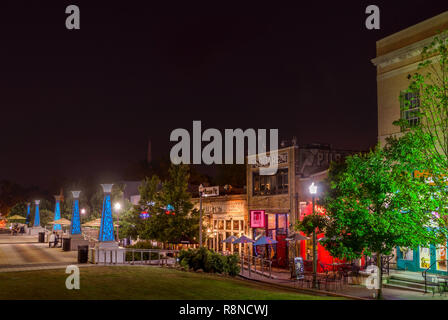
303,260 -> 313,272
350,263 -> 360,277
298,272 -> 313,288
324,271 -> 344,291
319,262 -> 331,274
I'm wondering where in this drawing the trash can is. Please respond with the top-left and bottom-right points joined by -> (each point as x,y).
78,245 -> 89,263
62,237 -> 71,251
38,232 -> 45,243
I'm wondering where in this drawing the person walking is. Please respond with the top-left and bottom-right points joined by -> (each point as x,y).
49,232 -> 56,248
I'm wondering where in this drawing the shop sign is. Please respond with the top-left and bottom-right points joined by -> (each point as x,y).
250,210 -> 265,228
203,200 -> 245,215
294,257 -> 304,279
251,152 -> 288,168
200,185 -> 219,197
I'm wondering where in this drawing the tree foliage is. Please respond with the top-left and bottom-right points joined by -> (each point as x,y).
323,141 -> 446,261
395,31 -> 448,167
323,134 -> 448,297
133,164 -> 200,245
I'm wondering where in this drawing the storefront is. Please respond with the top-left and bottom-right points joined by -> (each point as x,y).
396,244 -> 448,274
250,210 -> 290,267
297,202 -> 344,271
394,170 -> 448,275
247,143 -> 354,269
192,194 -> 247,255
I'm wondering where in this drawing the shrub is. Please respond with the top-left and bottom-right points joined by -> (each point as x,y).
224,254 -> 241,276
178,248 -> 240,276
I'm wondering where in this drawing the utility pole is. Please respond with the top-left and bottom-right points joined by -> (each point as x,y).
199,184 -> 204,247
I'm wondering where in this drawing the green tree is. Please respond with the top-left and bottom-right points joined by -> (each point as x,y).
396,31 -> 448,166
322,141 -> 446,299
136,165 -> 200,246
9,202 -> 28,217
393,31 -> 448,227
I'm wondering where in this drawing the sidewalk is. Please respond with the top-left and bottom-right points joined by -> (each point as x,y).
239,267 -> 448,300
0,234 -> 78,268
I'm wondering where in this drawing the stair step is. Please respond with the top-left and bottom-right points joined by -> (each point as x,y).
383,283 -> 427,293
389,275 -> 435,284
388,279 -> 427,290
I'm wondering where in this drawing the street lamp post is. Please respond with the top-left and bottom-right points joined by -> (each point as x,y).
309,182 -> 318,289
114,202 -> 121,242
198,184 -> 204,247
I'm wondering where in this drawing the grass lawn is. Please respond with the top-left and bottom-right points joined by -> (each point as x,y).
0,266 -> 346,300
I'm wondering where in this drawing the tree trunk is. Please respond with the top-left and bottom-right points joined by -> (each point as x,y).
376,252 -> 383,299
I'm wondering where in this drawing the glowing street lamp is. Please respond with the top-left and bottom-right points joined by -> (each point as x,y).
70,191 -> 82,236
309,182 -> 318,289
309,182 -> 317,195
98,184 -> 115,242
81,208 -> 86,215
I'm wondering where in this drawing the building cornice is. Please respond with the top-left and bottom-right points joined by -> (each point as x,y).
371,36 -> 433,68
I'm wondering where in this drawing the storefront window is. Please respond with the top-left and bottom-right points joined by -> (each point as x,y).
267,214 -> 276,230
253,168 -> 288,196
278,214 -> 286,228
214,220 -> 218,230
400,247 -> 413,261
437,245 -> 447,271
233,220 -> 239,231
218,233 -> 223,252
420,247 -> 431,269
226,220 -> 232,231
218,220 -> 224,230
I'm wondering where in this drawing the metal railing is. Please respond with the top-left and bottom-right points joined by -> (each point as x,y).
422,259 -> 448,293
93,248 -> 179,266
239,253 -> 272,279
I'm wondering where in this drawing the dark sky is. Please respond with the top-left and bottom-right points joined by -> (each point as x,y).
1,1 -> 448,189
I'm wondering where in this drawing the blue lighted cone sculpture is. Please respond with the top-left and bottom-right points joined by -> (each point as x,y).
34,200 -> 40,227
98,184 -> 115,242
70,191 -> 82,235
53,196 -> 62,231
26,202 -> 31,225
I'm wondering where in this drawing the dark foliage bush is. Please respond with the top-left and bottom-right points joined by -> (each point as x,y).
178,247 -> 240,276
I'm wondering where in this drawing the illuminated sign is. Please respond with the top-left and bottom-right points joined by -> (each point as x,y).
140,212 -> 150,219
250,210 -> 265,228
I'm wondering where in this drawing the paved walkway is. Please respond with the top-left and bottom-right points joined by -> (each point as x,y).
0,234 -> 77,270
240,267 -> 448,300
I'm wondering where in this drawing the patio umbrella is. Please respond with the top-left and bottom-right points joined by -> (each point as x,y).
318,236 -> 341,242
82,218 -> 118,227
254,235 -> 277,246
82,218 -> 101,227
233,235 -> 255,244
7,215 -> 26,221
49,218 -> 72,226
285,232 -> 310,241
222,235 -> 238,243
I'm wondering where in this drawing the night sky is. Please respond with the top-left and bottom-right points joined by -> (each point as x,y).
1,1 -> 447,189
